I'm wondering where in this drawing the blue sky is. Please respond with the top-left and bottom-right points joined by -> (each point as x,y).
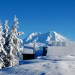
0,0 -> 75,40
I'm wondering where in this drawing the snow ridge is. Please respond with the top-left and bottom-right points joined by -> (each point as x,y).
24,31 -> 67,44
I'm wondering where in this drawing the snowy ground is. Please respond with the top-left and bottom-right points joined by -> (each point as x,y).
0,56 -> 75,75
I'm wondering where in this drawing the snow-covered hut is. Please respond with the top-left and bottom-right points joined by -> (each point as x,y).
22,45 -> 35,60
47,42 -> 75,56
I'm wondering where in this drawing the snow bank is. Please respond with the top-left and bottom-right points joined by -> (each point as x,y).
0,56 -> 75,75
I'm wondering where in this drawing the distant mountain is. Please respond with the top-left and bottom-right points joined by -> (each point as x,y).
23,31 -> 68,45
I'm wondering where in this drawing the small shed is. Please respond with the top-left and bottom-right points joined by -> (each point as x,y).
22,46 -> 35,60
47,42 -> 75,56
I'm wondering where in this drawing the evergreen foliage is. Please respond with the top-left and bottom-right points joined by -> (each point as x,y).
0,16 -> 24,69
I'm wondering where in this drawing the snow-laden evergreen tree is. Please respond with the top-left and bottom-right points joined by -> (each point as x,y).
0,16 -> 24,68
3,20 -> 12,67
3,20 -> 10,53
0,21 -> 7,69
8,16 -> 24,66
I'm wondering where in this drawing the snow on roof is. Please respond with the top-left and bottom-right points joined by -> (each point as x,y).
23,46 -> 34,54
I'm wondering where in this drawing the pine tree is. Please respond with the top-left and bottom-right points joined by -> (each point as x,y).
0,21 -> 7,69
3,20 -> 12,67
3,20 -> 10,53
0,16 -> 24,68
8,16 -> 24,66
